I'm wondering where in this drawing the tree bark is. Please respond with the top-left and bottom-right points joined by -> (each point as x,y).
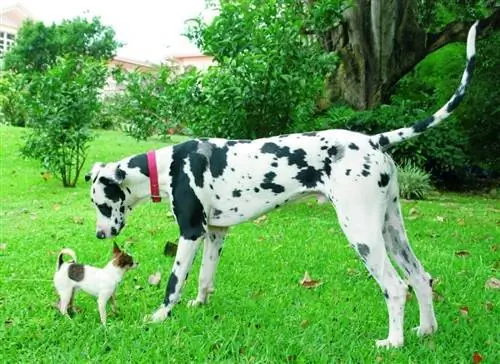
323,0 -> 500,110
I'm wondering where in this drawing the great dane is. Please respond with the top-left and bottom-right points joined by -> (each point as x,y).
85,22 -> 478,347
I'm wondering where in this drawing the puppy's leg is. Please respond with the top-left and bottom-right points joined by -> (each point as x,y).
147,235 -> 202,323
58,288 -> 73,317
383,198 -> 437,336
97,294 -> 110,325
111,292 -> 117,314
188,227 -> 227,307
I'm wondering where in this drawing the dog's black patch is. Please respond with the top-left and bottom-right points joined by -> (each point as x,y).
97,203 -> 112,218
128,154 -> 149,177
345,169 -> 351,176
115,167 -> 126,182
189,152 -> 208,188
100,177 -> 126,203
378,134 -> 390,147
213,209 -> 222,217
361,169 -> 370,177
232,189 -> 242,197
295,166 -> 323,188
218,247 -> 223,256
378,173 -> 390,188
226,139 -> 251,146
323,157 -> 332,177
271,162 -> 278,167
170,141 -> 206,241
215,194 -> 220,200
369,139 -> 379,149
230,207 -> 238,212
302,132 -> 317,137
261,143 -> 308,168
68,263 -> 85,282
357,244 -> 370,259
278,134 -> 289,138
401,248 -> 410,263
393,196 -> 397,203
260,171 -> 285,194
320,146 -> 328,150
383,289 -> 389,299
348,143 -> 359,150
209,144 -> 229,178
254,187 -> 260,193
164,272 -> 179,305
412,116 -> 435,133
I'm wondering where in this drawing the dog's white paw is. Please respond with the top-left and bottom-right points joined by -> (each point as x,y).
143,305 -> 170,323
376,338 -> 404,349
187,299 -> 205,308
412,323 -> 437,337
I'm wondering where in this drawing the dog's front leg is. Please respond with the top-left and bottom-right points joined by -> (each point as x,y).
147,236 -> 202,322
188,227 -> 227,307
97,294 -> 109,325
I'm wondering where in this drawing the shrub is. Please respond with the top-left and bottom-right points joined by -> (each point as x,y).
397,161 -> 433,200
0,71 -> 28,127
22,56 -> 108,187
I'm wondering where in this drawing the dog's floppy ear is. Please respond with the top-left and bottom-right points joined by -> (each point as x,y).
85,162 -> 105,182
112,242 -> 121,255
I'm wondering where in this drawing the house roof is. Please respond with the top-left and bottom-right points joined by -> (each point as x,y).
0,3 -> 33,19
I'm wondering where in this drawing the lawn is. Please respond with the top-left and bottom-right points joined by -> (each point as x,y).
0,125 -> 498,363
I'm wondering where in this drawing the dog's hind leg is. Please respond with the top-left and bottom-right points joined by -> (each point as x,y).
333,191 -> 407,348
188,227 -> 227,307
382,194 -> 437,337
147,235 -> 203,322
58,289 -> 73,317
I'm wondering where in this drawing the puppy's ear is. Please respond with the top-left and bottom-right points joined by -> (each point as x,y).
112,242 -> 121,255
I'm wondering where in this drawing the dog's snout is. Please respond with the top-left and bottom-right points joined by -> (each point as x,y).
96,230 -> 106,239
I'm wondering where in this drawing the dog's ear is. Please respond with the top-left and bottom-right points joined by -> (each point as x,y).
112,242 -> 121,255
85,162 -> 105,183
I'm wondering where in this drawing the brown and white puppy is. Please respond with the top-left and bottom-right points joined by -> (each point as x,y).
53,242 -> 137,325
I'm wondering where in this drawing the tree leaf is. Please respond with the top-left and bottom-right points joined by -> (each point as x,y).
485,277 -> 500,289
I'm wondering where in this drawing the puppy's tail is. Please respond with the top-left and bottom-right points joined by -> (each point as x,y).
370,21 -> 478,149
57,248 -> 77,271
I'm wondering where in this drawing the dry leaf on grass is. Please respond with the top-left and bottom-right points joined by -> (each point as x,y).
72,216 -> 84,225
485,277 -> 500,289
148,272 -> 161,286
164,241 -> 178,257
435,216 -> 445,222
459,306 -> 469,316
455,250 -> 471,257
484,301 -> 493,311
472,352 -> 483,364
300,271 -> 322,289
0,243 -> 6,250
52,204 -> 61,211
40,171 -> 52,181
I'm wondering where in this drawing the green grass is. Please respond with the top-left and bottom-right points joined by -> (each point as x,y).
0,125 -> 499,363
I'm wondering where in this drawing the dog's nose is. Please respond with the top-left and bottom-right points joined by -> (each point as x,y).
96,230 -> 106,239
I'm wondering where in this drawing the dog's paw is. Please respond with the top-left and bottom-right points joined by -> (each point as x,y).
187,299 -> 205,308
143,305 -> 170,323
375,338 -> 404,349
412,323 -> 437,337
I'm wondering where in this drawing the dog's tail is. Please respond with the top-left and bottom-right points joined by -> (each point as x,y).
370,21 -> 478,149
57,248 -> 77,271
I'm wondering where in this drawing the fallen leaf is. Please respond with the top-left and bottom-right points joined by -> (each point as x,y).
254,215 -> 268,224
455,250 -> 471,257
457,218 -> 465,226
485,277 -> 500,289
30,213 -> 38,220
134,285 -> 143,290
40,171 -> 52,181
432,291 -> 445,302
459,306 -> 469,316
4,319 -> 13,327
375,356 -> 383,362
148,271 -> 161,286
435,216 -> 445,222
300,320 -> 309,328
163,241 -> 178,257
72,216 -> 84,225
472,351 -> 483,364
492,244 -> 498,252
0,243 -> 6,250
409,207 -> 418,216
300,271 -> 322,289
52,204 -> 61,211
484,301 -> 493,311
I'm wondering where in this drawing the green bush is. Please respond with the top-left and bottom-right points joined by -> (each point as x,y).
22,56 -> 108,187
0,71 -> 28,127
397,161 -> 433,200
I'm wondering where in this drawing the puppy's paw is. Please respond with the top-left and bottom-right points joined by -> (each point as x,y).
412,323 -> 437,337
187,299 -> 205,308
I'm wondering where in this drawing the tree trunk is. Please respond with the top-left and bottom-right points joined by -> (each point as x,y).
322,0 -> 500,110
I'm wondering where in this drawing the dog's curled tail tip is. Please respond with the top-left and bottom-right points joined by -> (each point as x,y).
56,248 -> 77,271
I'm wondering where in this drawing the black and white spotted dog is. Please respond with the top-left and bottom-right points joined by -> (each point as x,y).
85,23 -> 478,347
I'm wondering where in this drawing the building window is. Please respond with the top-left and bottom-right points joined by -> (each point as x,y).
0,31 -> 16,57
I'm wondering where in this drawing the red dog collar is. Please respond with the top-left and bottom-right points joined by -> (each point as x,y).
147,151 -> 161,202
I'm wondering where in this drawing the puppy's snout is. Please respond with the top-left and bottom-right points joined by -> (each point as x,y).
96,230 -> 106,239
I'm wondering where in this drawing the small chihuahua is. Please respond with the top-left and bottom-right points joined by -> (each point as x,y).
53,242 -> 137,325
